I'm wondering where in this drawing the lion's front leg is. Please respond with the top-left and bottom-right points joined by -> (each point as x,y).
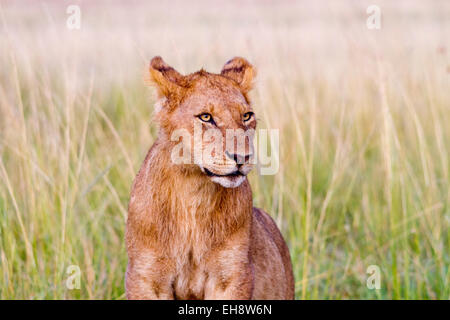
204,231 -> 254,300
125,251 -> 174,300
204,263 -> 253,299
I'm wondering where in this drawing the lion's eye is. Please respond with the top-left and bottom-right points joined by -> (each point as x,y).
198,113 -> 213,123
243,112 -> 254,122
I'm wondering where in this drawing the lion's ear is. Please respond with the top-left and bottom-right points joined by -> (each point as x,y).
149,56 -> 185,99
221,57 -> 256,93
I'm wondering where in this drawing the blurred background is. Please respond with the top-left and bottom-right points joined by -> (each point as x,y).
0,0 -> 449,299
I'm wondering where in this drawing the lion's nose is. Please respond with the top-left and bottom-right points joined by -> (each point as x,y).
225,151 -> 252,166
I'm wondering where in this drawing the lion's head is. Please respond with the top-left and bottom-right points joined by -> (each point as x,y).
149,56 -> 257,188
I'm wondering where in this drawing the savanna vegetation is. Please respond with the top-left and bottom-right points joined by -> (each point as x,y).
0,0 -> 448,299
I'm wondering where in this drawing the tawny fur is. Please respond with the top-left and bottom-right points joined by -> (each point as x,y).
126,56 -> 295,299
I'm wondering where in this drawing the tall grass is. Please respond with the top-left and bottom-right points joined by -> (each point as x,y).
0,0 -> 449,299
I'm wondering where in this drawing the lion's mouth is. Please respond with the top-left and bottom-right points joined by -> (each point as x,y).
204,168 -> 244,178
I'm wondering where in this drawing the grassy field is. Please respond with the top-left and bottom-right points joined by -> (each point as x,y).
0,0 -> 449,299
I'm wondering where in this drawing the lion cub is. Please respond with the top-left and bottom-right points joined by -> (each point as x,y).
126,56 -> 294,299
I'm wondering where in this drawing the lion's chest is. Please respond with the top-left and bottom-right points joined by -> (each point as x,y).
170,247 -> 210,300
159,206 -> 218,299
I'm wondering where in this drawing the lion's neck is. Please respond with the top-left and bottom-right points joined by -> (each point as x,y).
128,139 -> 253,248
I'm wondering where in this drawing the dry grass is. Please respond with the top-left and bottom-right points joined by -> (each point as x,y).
0,0 -> 449,299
